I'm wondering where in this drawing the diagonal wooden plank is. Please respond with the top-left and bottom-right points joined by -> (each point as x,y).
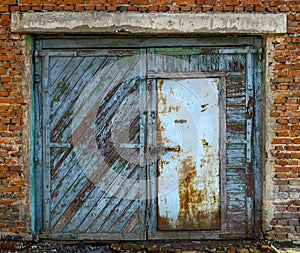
57,146 -> 142,232
52,146 -> 142,232
109,198 -> 141,233
102,193 -> 141,233
53,180 -> 96,232
50,57 -> 99,125
120,213 -> 141,234
62,137 -> 143,232
49,56 -> 60,71
49,57 -> 73,90
90,168 -> 141,233
50,56 -> 110,110
75,161 -> 142,233
50,57 -> 84,96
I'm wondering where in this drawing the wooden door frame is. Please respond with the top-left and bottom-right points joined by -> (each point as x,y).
33,36 -> 263,240
146,72 -> 227,240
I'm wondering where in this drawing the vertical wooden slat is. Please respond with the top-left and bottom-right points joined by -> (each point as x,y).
33,40 -> 44,235
139,49 -> 147,239
253,44 -> 263,236
220,76 -> 228,236
246,53 -> 254,236
42,54 -> 51,233
147,77 -> 157,238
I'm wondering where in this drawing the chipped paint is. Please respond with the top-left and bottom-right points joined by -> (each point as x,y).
157,78 -> 220,230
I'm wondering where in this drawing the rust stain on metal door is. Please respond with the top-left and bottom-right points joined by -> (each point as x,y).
157,78 -> 220,230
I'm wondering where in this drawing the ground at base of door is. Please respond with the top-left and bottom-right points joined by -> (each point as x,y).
1,240 -> 300,253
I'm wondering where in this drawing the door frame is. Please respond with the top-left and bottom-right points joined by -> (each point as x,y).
33,36 -> 263,240
146,72 -> 227,240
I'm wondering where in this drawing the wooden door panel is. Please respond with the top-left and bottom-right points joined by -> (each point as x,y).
43,50 -> 147,240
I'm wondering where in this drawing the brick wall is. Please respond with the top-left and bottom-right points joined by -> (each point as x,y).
265,34 -> 300,242
0,0 -> 299,244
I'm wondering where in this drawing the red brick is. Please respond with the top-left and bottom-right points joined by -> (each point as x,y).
19,0 -> 42,3
224,5 -> 234,10
127,5 -> 138,10
107,6 -> 118,11
279,6 -> 290,11
95,6 -> 106,10
291,6 -> 300,12
175,0 -> 195,4
219,0 -> 239,4
255,5 -> 264,11
272,138 -> 293,144
130,0 -> 150,4
288,70 -> 300,76
148,6 -> 159,11
274,97 -> 286,103
53,6 -> 64,10
245,5 -> 255,11
267,6 -> 279,12
1,0 -> 17,3
181,6 -> 192,11
273,77 -> 294,83
0,186 -> 19,193
276,131 -> 288,137
64,0 -> 84,3
290,153 -> 300,159
0,6 -> 9,12
86,0 -> 106,3
0,56 -> 14,62
214,5 -> 225,11
63,5 -> 75,10
169,6 -> 180,11
202,6 -> 213,11
241,0 -> 260,4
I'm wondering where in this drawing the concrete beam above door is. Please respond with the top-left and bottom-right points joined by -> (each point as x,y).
11,12 -> 286,35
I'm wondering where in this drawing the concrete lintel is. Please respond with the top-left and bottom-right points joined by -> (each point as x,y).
11,12 -> 286,35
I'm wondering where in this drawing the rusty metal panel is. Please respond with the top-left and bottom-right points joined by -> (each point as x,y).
156,78 -> 221,230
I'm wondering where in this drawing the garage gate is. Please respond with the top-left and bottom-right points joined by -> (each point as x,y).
33,37 -> 263,240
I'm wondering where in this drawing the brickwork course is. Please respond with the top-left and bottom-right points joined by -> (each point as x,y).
0,0 -> 299,247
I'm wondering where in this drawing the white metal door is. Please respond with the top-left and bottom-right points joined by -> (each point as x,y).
156,78 -> 221,230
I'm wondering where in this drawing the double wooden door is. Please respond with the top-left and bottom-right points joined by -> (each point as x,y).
34,38 -> 262,240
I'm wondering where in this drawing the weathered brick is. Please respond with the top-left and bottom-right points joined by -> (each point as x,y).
219,0 -> 239,5
241,0 -> 261,4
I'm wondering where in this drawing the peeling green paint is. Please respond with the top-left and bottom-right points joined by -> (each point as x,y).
27,35 -> 36,235
25,36 -> 33,55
